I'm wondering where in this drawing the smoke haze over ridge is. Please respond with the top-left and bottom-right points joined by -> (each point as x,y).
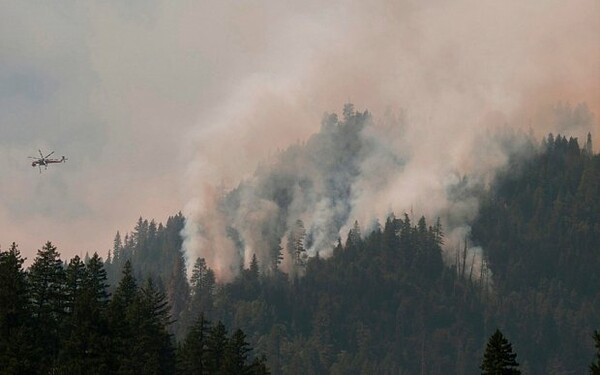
181,0 -> 599,279
0,1 -> 597,268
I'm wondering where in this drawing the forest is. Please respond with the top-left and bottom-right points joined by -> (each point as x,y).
2,110 -> 600,374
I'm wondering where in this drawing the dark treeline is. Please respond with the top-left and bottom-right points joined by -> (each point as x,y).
470,132 -> 600,373
0,242 -> 269,374
2,132 -> 600,374
103,133 -> 597,374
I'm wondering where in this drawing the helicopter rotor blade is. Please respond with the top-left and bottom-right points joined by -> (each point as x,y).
39,150 -> 44,158
45,151 -> 55,159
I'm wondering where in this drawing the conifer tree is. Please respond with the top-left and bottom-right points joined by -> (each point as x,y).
178,314 -> 210,374
481,329 -> 521,375
591,330 -> 600,375
64,255 -> 86,313
585,132 -> 593,155
167,251 -> 189,327
107,231 -> 123,282
29,241 -> 67,372
187,257 -> 216,322
0,243 -> 34,373
86,253 -> 110,304
346,220 -> 362,250
134,278 -> 176,374
288,219 -> 307,269
270,238 -> 284,272
0,242 -> 28,332
29,241 -> 66,319
206,321 -> 229,373
249,253 -> 260,280
110,260 -> 137,316
249,354 -> 271,375
59,253 -> 111,373
108,260 -> 138,372
225,328 -> 253,375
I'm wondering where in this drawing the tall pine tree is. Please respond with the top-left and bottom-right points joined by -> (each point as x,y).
481,329 -> 521,375
0,243 -> 35,373
178,314 -> 210,374
591,330 -> 600,375
28,241 -> 67,373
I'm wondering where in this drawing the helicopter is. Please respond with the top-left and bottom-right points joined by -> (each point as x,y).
28,149 -> 67,173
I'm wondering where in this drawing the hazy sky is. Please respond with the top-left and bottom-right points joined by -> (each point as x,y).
1,0 -> 598,264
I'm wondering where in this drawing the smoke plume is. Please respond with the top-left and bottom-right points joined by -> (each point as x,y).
181,0 -> 599,280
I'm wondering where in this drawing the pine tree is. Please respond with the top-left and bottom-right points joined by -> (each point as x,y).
29,242 -> 66,319
433,217 -> 444,246
86,253 -> 110,304
249,254 -> 260,280
481,329 -> 521,375
178,314 -> 210,374
134,278 -> 176,374
107,231 -> 124,283
0,242 -> 29,332
585,132 -> 593,155
59,253 -> 111,373
288,219 -> 307,271
110,260 -> 137,317
113,231 -> 123,264
269,238 -> 284,272
0,243 -> 35,373
28,241 -> 66,372
346,220 -> 362,250
224,328 -> 253,375
64,255 -> 87,314
591,330 -> 600,375
108,260 -> 138,372
206,321 -> 229,374
167,251 -> 189,330
249,354 -> 271,375
187,257 -> 216,323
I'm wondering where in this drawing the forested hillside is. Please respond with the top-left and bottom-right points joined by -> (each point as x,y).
2,129 -> 599,374
97,131 -> 599,374
471,133 -> 600,373
0,242 -> 269,374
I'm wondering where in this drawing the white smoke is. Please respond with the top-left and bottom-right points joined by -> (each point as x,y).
181,0 -> 599,281
181,103 -> 539,281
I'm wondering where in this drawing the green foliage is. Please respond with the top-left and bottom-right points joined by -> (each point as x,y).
28,241 -> 67,372
0,243 -> 35,374
167,251 -> 189,337
178,314 -> 210,374
181,257 -> 216,335
206,321 -> 228,373
3,127 -> 599,374
130,278 -> 176,374
480,329 -> 521,375
105,213 -> 189,335
591,330 -> 600,375
108,262 -> 177,374
178,317 -> 269,375
287,219 -> 307,271
473,135 -> 600,292
195,214 -> 456,373
29,241 -> 66,320
58,253 -> 111,374
1,241 -> 265,374
472,134 -> 600,371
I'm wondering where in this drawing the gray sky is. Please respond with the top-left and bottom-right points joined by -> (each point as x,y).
1,0 -> 598,264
